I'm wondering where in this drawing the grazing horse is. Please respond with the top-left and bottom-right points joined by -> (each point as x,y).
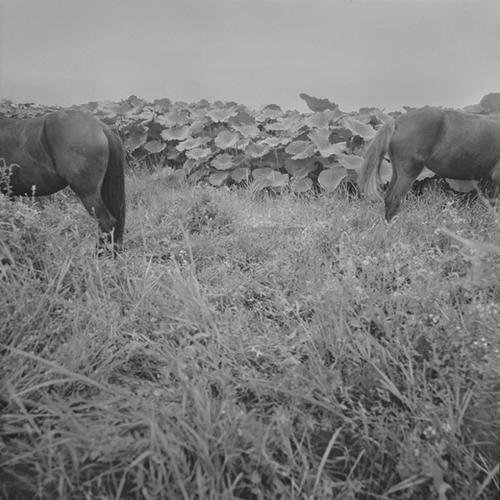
0,109 -> 126,250
359,106 -> 500,221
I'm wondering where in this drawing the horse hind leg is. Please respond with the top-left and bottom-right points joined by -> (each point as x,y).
76,191 -> 118,246
384,159 -> 424,222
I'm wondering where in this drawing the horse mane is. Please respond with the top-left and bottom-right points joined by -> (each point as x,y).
359,120 -> 395,200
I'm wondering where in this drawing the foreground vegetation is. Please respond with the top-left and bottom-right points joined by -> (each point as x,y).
1,170 -> 499,499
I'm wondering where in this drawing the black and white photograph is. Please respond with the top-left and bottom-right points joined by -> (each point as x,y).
1,1 -> 499,498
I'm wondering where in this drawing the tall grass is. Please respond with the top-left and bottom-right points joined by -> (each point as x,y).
1,169 -> 499,499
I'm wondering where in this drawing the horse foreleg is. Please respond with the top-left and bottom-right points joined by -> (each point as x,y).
384,161 -> 424,222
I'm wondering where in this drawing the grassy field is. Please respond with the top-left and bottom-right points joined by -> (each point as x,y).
1,170 -> 499,499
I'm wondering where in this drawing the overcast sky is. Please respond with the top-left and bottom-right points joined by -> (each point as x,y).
1,0 -> 499,112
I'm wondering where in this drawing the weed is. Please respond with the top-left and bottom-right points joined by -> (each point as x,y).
1,174 -> 499,499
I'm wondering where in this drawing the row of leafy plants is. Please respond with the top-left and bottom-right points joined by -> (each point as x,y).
2,92 -> 499,193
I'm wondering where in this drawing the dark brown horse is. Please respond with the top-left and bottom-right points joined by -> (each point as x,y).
359,106 -> 500,221
0,109 -> 126,249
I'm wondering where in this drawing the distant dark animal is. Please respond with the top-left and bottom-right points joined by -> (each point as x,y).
359,106 -> 500,221
0,110 -> 125,250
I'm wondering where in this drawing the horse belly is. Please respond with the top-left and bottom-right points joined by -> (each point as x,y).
426,153 -> 495,180
9,168 -> 67,196
1,121 -> 68,196
1,151 -> 67,196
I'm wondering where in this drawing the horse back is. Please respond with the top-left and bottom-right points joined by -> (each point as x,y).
390,107 -> 446,164
392,107 -> 500,180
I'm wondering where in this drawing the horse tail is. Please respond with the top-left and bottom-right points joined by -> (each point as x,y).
101,126 -> 126,246
359,120 -> 395,200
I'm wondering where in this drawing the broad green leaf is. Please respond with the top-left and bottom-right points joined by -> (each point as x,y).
252,167 -> 274,179
126,95 -> 145,108
261,136 -> 291,147
246,142 -> 270,158
208,171 -> 229,186
151,167 -> 185,186
284,158 -> 318,179
291,178 -> 313,193
330,126 -> 353,142
265,113 -> 305,134
291,144 -> 316,160
161,125 -> 190,141
96,100 -> 132,118
172,169 -> 187,184
232,154 -> 248,167
186,147 -> 212,160
335,153 -> 363,171
194,98 -> 210,108
252,167 -> 289,188
354,111 -> 393,128
135,109 -> 155,122
354,113 -> 375,125
285,140 -> 316,159
124,124 -> 148,151
251,178 -> 272,191
0,100 -> 17,115
260,149 -> 287,169
177,136 -> 211,151
235,137 -> 251,150
214,130 -> 241,149
188,166 -> 210,183
341,116 -> 376,140
267,171 -> 289,187
163,108 -> 190,126
152,97 -> 171,112
231,167 -> 250,183
151,166 -> 174,180
183,158 -> 199,175
228,110 -> 255,125
144,140 -> 165,154
308,129 -> 345,157
231,123 -> 260,138
318,166 -> 347,192
211,153 -> 234,170
299,93 -> 338,112
255,104 -> 283,122
165,146 -> 180,160
252,174 -> 289,191
146,121 -> 164,140
188,117 -> 209,135
304,109 -> 342,128
206,106 -> 238,122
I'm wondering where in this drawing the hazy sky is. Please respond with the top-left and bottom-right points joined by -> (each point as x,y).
1,0 -> 499,112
